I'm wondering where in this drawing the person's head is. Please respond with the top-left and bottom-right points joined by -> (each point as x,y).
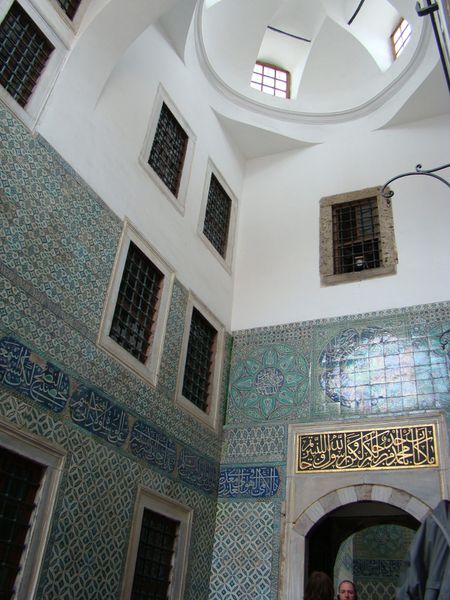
305,571 -> 334,600
337,580 -> 357,600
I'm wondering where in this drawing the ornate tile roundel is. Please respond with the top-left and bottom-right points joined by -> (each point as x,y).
230,344 -> 308,421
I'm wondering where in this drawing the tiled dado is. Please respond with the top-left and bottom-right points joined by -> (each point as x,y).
0,391 -> 216,600
0,334 -> 218,496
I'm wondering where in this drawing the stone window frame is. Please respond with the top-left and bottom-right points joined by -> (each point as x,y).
121,486 -> 193,600
0,0 -> 83,128
97,219 -> 175,387
198,160 -> 237,273
0,417 -> 65,600
175,293 -> 225,432
139,85 -> 196,215
320,186 -> 397,286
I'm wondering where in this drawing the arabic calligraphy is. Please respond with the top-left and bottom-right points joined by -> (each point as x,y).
218,466 -> 280,498
70,386 -> 129,446
130,421 -> 176,473
297,425 -> 438,473
178,448 -> 218,495
0,336 -> 69,412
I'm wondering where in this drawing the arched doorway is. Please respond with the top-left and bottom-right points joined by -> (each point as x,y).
306,501 -> 419,597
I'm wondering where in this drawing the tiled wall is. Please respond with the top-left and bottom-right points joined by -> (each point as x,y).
0,103 -> 230,599
211,303 -> 449,599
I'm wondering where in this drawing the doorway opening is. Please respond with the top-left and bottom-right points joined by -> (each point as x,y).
305,501 -> 419,598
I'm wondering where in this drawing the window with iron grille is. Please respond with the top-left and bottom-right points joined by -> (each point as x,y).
0,447 -> 45,599
250,62 -> 290,98
320,187 -> 397,285
332,197 -> 380,274
0,2 -> 54,108
148,102 -> 188,198
123,487 -> 192,600
98,221 -> 174,386
203,174 -> 232,259
109,241 -> 164,365
130,508 -> 178,600
55,0 -> 83,21
182,308 -> 217,413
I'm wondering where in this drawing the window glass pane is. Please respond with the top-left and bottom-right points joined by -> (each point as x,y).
277,71 -> 287,82
262,85 -> 274,94
254,63 -> 263,73
264,67 -> 275,77
275,80 -> 287,91
275,89 -> 286,98
251,73 -> 262,84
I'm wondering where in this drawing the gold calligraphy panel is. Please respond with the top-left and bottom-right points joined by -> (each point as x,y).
296,425 -> 438,473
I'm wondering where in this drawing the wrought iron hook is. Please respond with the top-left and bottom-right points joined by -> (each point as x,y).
380,163 -> 450,200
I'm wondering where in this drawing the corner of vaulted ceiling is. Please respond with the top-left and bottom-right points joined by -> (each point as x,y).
158,0 -> 197,63
213,111 -> 318,161
380,63 -> 450,129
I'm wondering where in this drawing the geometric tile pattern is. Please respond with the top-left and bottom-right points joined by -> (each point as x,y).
0,390 -> 217,600
209,501 -> 275,599
221,424 -> 287,463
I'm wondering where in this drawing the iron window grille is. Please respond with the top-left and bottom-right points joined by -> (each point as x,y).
148,102 -> 188,198
130,508 -> 179,600
392,18 -> 412,58
250,62 -> 290,98
55,0 -> 83,21
182,308 -> 217,413
0,2 -> 54,108
203,174 -> 232,258
0,447 -> 45,600
109,241 -> 164,364
332,197 -> 380,274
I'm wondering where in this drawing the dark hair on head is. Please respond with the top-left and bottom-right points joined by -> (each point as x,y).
338,579 -> 358,600
305,571 -> 334,600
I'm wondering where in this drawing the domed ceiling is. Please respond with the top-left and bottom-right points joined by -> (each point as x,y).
199,0 -> 430,116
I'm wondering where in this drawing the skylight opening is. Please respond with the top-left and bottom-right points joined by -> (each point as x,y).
391,18 -> 412,59
250,62 -> 290,98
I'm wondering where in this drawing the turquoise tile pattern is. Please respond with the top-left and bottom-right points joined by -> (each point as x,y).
0,102 -> 225,599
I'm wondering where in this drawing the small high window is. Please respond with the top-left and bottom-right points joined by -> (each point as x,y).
176,296 -> 225,431
203,174 -> 232,258
98,221 -> 174,386
251,62 -> 290,98
148,102 -> 188,198
140,88 -> 195,213
199,162 -> 237,271
55,0 -> 83,21
320,187 -> 397,286
0,2 -> 54,108
392,18 -> 412,58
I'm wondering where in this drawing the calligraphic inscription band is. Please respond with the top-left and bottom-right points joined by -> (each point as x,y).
296,425 -> 438,473
219,466 -> 280,498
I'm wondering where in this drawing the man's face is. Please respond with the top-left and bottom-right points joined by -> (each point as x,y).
338,582 -> 355,600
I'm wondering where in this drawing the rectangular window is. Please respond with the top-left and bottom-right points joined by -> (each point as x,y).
109,241 -> 164,365
0,421 -> 65,600
130,508 -> 178,599
176,296 -> 225,431
250,62 -> 290,98
182,307 -> 217,413
0,448 -> 45,599
55,0 -> 83,21
332,197 -> 380,274
122,487 -> 192,600
148,102 -> 188,198
98,221 -> 174,386
203,174 -> 232,259
391,18 -> 412,59
320,186 -> 397,285
0,2 -> 54,108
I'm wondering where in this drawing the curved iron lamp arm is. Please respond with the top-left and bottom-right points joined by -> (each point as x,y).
380,163 -> 450,199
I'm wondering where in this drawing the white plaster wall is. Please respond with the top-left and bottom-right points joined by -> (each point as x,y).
232,113 -> 450,330
37,8 -> 244,330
